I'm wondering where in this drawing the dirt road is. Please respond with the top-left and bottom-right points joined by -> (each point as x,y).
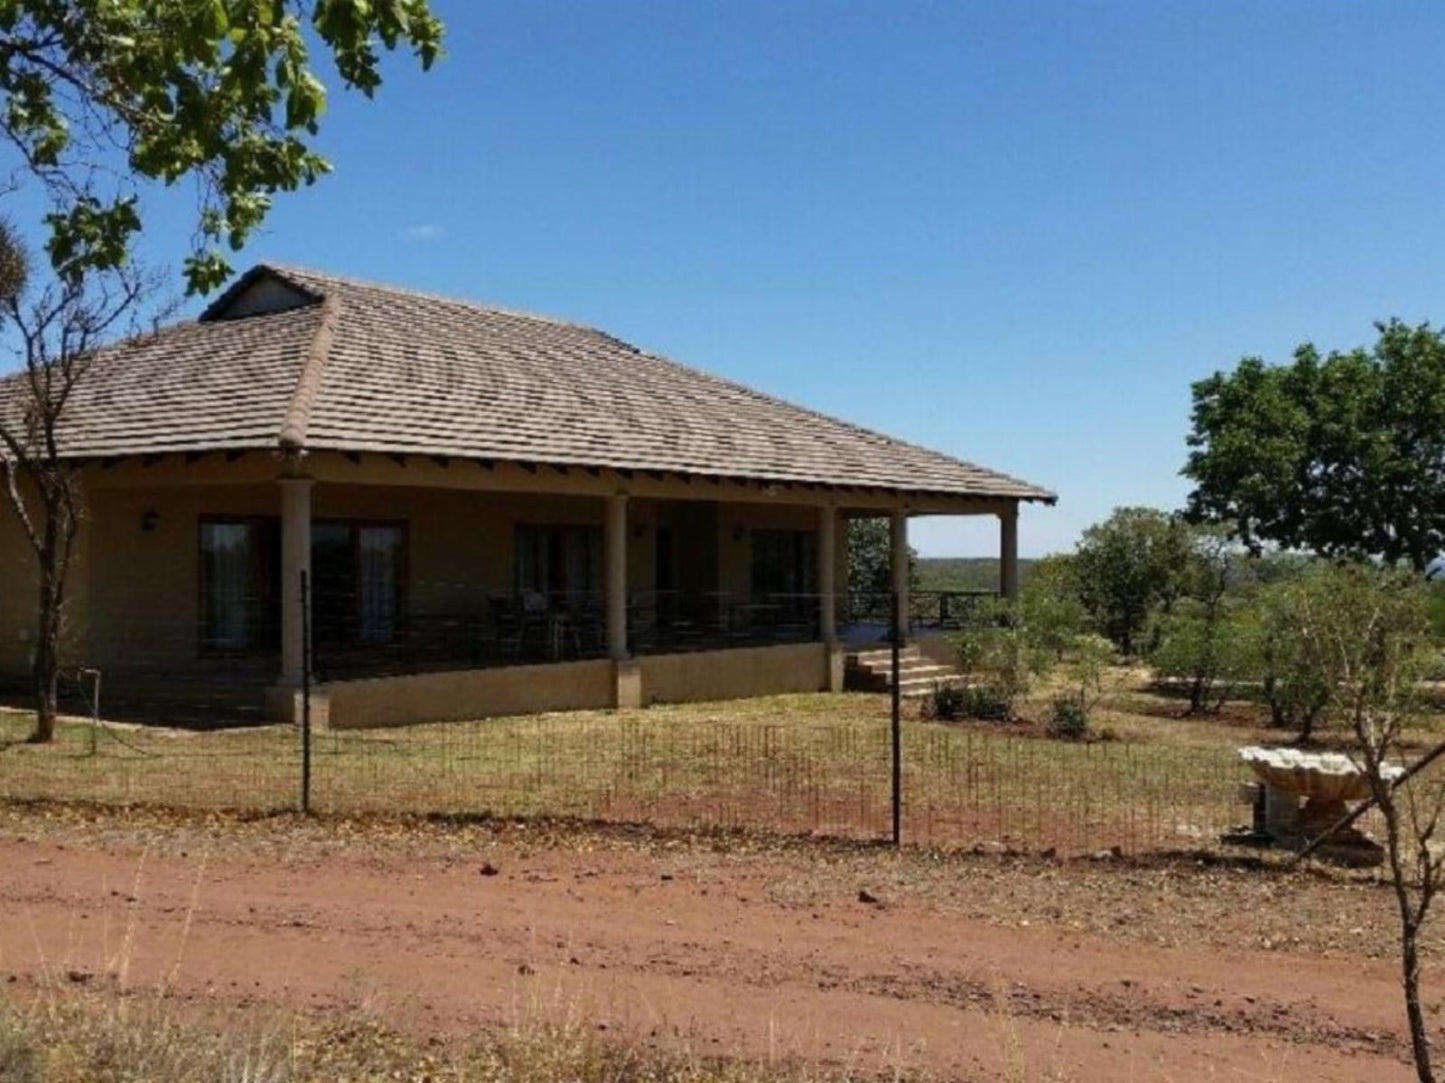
0,831 -> 1423,1081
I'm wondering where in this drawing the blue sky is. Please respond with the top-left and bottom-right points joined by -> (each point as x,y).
35,2 -> 1445,556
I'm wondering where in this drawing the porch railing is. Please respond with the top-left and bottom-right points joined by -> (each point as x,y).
845,589 -> 1002,636
310,586 -> 830,681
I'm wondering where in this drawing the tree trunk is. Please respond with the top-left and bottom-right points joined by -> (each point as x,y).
1382,798 -> 1436,1083
27,512 -> 61,744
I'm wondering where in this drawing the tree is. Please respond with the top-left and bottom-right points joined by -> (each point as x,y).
846,517 -> 917,618
0,0 -> 443,293
1184,321 -> 1445,573
1148,529 -> 1252,713
1073,507 -> 1194,655
1020,552 -> 1087,660
1295,565 -> 1440,1082
1251,568 -> 1334,741
0,251 -> 164,742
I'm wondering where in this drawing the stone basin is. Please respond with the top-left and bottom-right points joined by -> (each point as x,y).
1238,746 -> 1403,802
1236,746 -> 1404,865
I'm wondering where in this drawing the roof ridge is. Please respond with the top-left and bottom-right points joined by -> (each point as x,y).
278,295 -> 340,451
259,262 -> 591,333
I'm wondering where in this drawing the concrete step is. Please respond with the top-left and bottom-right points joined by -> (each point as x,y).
847,646 -> 922,667
850,663 -> 958,683
849,657 -> 952,676
897,675 -> 965,698
845,669 -> 966,695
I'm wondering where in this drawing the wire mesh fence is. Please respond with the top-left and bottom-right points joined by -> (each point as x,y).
0,689 -> 1266,855
0,575 -> 1375,859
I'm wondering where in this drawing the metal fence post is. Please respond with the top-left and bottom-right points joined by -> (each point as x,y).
300,569 -> 312,815
891,588 -> 902,847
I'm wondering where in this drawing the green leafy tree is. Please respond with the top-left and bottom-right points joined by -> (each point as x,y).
1073,507 -> 1194,655
1020,553 -> 1087,660
1148,529 -> 1252,713
1248,569 -> 1334,741
1184,321 -> 1445,573
0,0 -> 444,293
845,517 -> 917,618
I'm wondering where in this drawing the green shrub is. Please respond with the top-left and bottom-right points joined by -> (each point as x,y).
951,599 -> 1051,721
925,683 -> 967,721
1047,694 -> 1090,739
961,683 -> 1013,722
1149,600 -> 1260,714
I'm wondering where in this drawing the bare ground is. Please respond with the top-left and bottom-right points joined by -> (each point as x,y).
0,809 -> 1436,1082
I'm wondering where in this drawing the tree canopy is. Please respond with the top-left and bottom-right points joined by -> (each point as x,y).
1073,506 -> 1194,655
0,0 -> 443,294
1184,320 -> 1445,573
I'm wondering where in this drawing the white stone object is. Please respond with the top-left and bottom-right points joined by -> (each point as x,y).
1237,746 -> 1403,803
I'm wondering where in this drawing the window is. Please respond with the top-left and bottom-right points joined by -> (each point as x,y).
199,519 -> 279,654
515,524 -> 603,607
751,529 -> 818,598
312,521 -> 406,646
198,517 -> 406,657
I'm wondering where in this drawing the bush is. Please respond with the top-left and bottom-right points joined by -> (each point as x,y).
1252,570 -> 1335,740
924,681 -> 1012,723
925,683 -> 967,721
1047,694 -> 1090,739
961,683 -> 1013,722
951,600 -> 1051,721
1149,599 -> 1259,714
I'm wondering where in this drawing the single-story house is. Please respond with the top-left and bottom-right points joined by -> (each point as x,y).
0,265 -> 1054,727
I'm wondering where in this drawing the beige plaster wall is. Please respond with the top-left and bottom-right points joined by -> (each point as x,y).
323,657 -> 616,729
0,482 -> 92,678
716,501 -> 818,596
639,642 -> 828,705
0,501 -> 36,676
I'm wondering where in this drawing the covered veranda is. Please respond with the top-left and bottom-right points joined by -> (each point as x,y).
60,450 -> 1028,728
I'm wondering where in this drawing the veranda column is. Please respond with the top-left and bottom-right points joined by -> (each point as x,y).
890,507 -> 909,643
999,502 -> 1020,602
606,493 -> 629,660
279,477 -> 314,686
818,504 -> 837,644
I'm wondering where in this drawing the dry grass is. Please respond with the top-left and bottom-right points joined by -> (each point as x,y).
3,671 -> 1442,857
0,985 -> 901,1083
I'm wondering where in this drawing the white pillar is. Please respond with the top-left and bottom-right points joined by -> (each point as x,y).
1000,504 -> 1020,602
818,505 -> 837,644
279,477 -> 314,685
890,508 -> 909,642
606,493 -> 629,660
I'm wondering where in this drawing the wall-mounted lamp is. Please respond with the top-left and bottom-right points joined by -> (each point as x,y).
732,526 -> 747,543
632,523 -> 648,539
140,508 -> 160,533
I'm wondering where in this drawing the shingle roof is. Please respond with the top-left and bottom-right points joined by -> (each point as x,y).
3,264 -> 1055,502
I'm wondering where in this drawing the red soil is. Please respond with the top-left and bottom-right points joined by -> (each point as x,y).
0,833 -> 1425,1081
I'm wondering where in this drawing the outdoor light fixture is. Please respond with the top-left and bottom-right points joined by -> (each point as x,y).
141,508 -> 159,532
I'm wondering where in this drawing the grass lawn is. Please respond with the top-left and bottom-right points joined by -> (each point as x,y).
6,670 -> 1383,855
